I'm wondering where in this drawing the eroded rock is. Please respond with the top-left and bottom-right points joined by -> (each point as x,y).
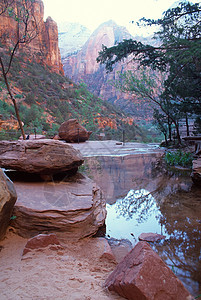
11,173 -> 107,239
0,168 -> 17,240
58,119 -> 92,143
0,139 -> 84,175
23,233 -> 62,255
105,241 -> 193,300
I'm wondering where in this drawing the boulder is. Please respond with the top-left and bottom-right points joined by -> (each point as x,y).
0,168 -> 17,240
0,139 -> 84,175
105,241 -> 193,300
138,232 -> 166,242
11,173 -> 107,239
23,233 -> 62,255
191,157 -> 201,186
58,119 -> 92,143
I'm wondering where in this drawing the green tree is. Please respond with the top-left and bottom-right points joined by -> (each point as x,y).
97,1 -> 201,143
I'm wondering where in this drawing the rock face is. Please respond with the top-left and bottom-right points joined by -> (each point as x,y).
0,0 -> 63,75
62,20 -> 153,120
105,241 -> 192,300
63,21 -> 131,101
0,139 -> 84,175
0,169 -> 17,240
11,173 -> 107,239
58,119 -> 92,143
58,22 -> 91,59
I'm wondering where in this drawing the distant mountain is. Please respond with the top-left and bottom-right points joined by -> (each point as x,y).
58,22 -> 91,59
62,20 -> 153,121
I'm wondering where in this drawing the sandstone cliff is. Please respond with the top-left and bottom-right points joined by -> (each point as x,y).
62,20 -> 152,120
0,0 -> 63,75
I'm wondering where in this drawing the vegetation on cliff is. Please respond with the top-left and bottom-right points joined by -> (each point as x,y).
0,52 -> 155,142
0,0 -> 158,142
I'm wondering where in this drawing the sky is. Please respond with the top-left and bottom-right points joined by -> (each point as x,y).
42,0 -> 199,35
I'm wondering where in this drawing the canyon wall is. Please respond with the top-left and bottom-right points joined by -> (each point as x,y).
0,0 -> 63,75
62,20 -> 152,120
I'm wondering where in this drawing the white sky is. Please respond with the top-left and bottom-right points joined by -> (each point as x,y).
42,0 -> 199,34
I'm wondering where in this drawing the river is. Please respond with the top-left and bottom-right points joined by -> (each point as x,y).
83,152 -> 201,297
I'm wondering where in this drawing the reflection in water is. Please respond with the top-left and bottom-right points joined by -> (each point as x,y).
116,189 -> 158,223
85,154 -> 201,297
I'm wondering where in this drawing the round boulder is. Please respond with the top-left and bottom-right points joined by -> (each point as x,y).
58,119 -> 92,143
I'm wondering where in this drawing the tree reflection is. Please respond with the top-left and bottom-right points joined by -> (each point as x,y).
115,189 -> 159,223
154,191 -> 201,295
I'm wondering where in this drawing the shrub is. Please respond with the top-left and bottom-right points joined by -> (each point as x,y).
164,150 -> 193,168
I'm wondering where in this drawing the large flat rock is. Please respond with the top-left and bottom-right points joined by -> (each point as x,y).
0,139 -> 84,175
11,173 -> 106,239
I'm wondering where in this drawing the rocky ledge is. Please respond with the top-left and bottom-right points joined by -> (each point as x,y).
0,139 -> 84,175
10,173 -> 107,239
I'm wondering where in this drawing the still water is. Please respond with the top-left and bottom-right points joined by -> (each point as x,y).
84,153 -> 201,297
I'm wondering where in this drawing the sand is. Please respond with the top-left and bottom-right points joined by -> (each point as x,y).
0,229 -> 124,300
0,141 -> 163,299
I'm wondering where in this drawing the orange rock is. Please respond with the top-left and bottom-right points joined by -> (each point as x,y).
105,241 -> 193,300
0,0 -> 63,75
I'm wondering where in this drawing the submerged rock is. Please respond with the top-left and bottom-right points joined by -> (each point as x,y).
105,241 -> 193,300
0,139 -> 84,175
138,232 -> 166,242
0,168 -> 17,240
11,173 -> 106,239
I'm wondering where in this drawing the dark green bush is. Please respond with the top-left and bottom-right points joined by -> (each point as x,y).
164,150 -> 193,168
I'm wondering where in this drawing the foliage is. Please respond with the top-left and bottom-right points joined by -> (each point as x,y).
193,117 -> 201,134
0,51 -> 153,142
97,2 -> 201,72
97,1 -> 201,144
0,129 -> 20,140
164,150 -> 193,167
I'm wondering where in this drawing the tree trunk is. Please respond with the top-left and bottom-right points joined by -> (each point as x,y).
164,133 -> 167,146
185,113 -> 190,136
167,116 -> 172,141
174,121 -> 181,144
0,57 -> 26,140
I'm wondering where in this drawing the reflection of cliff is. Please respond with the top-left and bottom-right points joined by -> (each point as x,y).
85,153 -> 163,204
0,0 -> 63,75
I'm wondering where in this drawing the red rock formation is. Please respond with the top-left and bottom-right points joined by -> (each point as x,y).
63,21 -> 131,100
58,119 -> 92,143
22,233 -> 62,255
63,21 -> 153,120
105,241 -> 193,300
0,0 -> 63,75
